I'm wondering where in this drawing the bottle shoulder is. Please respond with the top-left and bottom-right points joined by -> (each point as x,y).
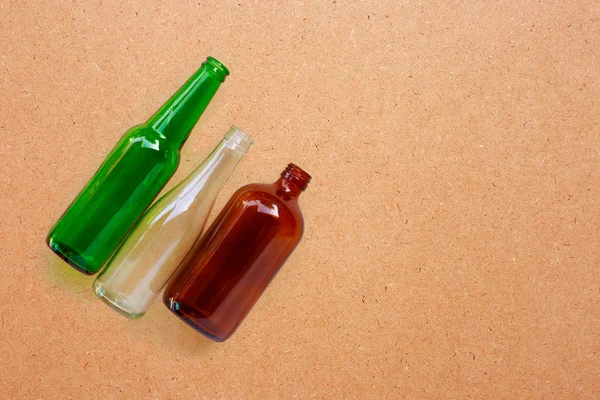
120,125 -> 180,159
233,183 -> 298,207
229,183 -> 304,234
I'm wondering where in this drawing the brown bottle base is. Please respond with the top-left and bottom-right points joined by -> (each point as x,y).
163,296 -> 227,342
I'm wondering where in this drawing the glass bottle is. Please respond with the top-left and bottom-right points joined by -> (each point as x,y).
163,164 -> 311,342
93,127 -> 253,319
46,56 -> 229,275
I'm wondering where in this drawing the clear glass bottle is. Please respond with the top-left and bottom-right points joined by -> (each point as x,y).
47,56 -> 229,275
163,164 -> 311,341
93,127 -> 253,319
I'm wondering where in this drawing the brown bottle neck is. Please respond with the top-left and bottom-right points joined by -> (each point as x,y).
274,163 -> 311,200
275,177 -> 303,199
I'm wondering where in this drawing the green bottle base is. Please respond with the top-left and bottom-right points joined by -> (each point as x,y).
93,280 -> 145,320
46,236 -> 96,275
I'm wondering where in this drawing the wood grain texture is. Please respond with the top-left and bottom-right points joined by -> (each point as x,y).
0,0 -> 598,398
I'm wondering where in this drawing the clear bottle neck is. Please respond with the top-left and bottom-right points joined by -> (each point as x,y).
181,127 -> 253,198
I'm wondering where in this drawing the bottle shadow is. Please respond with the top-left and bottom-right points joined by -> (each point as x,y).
130,305 -> 216,354
43,244 -> 215,353
43,247 -> 92,295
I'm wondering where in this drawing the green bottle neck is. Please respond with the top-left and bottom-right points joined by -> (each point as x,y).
147,57 -> 229,147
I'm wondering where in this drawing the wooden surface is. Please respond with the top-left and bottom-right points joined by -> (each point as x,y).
1,1 -> 599,398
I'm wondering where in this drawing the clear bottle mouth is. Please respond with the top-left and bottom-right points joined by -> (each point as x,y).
203,56 -> 230,82
224,126 -> 254,152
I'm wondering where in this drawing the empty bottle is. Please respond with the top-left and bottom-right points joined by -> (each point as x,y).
163,163 -> 311,342
93,127 -> 253,319
46,56 -> 229,275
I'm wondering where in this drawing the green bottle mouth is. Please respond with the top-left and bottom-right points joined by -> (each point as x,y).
204,56 -> 230,82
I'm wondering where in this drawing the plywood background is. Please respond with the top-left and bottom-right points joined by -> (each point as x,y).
1,1 -> 599,398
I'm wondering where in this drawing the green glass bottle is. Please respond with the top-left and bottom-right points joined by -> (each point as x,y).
47,56 -> 229,275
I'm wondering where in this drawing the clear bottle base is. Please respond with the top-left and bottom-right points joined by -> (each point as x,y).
93,281 -> 145,320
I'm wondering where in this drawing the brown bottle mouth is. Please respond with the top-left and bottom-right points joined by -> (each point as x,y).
281,163 -> 311,191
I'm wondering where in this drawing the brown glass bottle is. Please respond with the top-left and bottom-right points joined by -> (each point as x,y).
163,164 -> 311,342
